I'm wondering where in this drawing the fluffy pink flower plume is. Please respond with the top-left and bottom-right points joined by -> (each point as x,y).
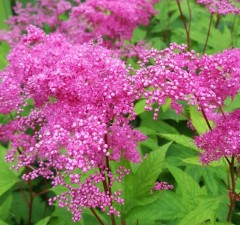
133,43 -> 240,119
195,110 -> 240,164
196,0 -> 240,14
62,0 -> 158,45
0,26 -> 146,221
0,0 -> 71,45
0,0 -> 157,47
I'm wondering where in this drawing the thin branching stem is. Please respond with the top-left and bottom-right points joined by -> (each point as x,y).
186,0 -> 192,34
226,156 -> 237,222
203,13 -> 213,54
90,208 -> 106,225
18,182 -> 30,207
201,108 -> 212,130
176,0 -> 190,50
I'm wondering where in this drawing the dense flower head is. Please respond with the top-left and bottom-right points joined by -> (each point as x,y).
1,0 -> 157,47
1,26 -> 146,221
195,110 -> 240,163
133,43 -> 240,118
0,0 -> 71,45
62,0 -> 158,44
196,0 -> 240,14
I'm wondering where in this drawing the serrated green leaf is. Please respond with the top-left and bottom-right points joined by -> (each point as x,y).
123,142 -> 172,215
125,191 -> 186,221
168,166 -> 206,197
140,137 -> 159,151
179,196 -> 226,225
158,133 -> 198,151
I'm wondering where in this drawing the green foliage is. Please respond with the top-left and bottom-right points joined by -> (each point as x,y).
0,0 -> 12,30
0,146 -> 22,197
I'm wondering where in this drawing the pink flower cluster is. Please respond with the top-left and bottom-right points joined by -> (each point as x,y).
0,26 -> 146,220
195,110 -> 240,164
0,0 -> 157,47
151,181 -> 174,193
133,43 -> 240,119
0,0 -> 71,45
196,0 -> 240,14
61,0 -> 157,45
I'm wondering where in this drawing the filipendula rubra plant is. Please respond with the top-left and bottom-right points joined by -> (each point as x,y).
0,26 -> 148,222
133,41 -> 240,222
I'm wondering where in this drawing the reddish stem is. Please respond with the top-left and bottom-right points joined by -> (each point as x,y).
176,0 -> 190,50
203,13 -> 213,54
90,208 -> 105,225
226,157 -> 237,222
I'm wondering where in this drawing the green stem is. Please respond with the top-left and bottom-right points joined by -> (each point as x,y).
186,0 -> 192,33
203,13 -> 213,54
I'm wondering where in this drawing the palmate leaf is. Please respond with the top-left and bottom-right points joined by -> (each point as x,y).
122,142 -> 172,216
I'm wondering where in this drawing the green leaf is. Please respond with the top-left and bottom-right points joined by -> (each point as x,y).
11,190 -> 51,224
35,217 -> 51,225
0,42 -> 10,70
125,191 -> 186,221
182,156 -> 226,168
0,0 -> 12,30
50,207 -> 79,225
0,192 -> 13,221
179,196 -> 226,225
208,25 -> 231,52
134,99 -> 146,115
223,92 -> 240,112
0,146 -> 21,197
131,27 -> 147,43
123,142 -> 172,215
158,133 -> 198,151
140,112 -> 179,134
0,220 -> 10,225
50,207 -> 108,225
189,106 -> 211,134
168,165 -> 206,197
